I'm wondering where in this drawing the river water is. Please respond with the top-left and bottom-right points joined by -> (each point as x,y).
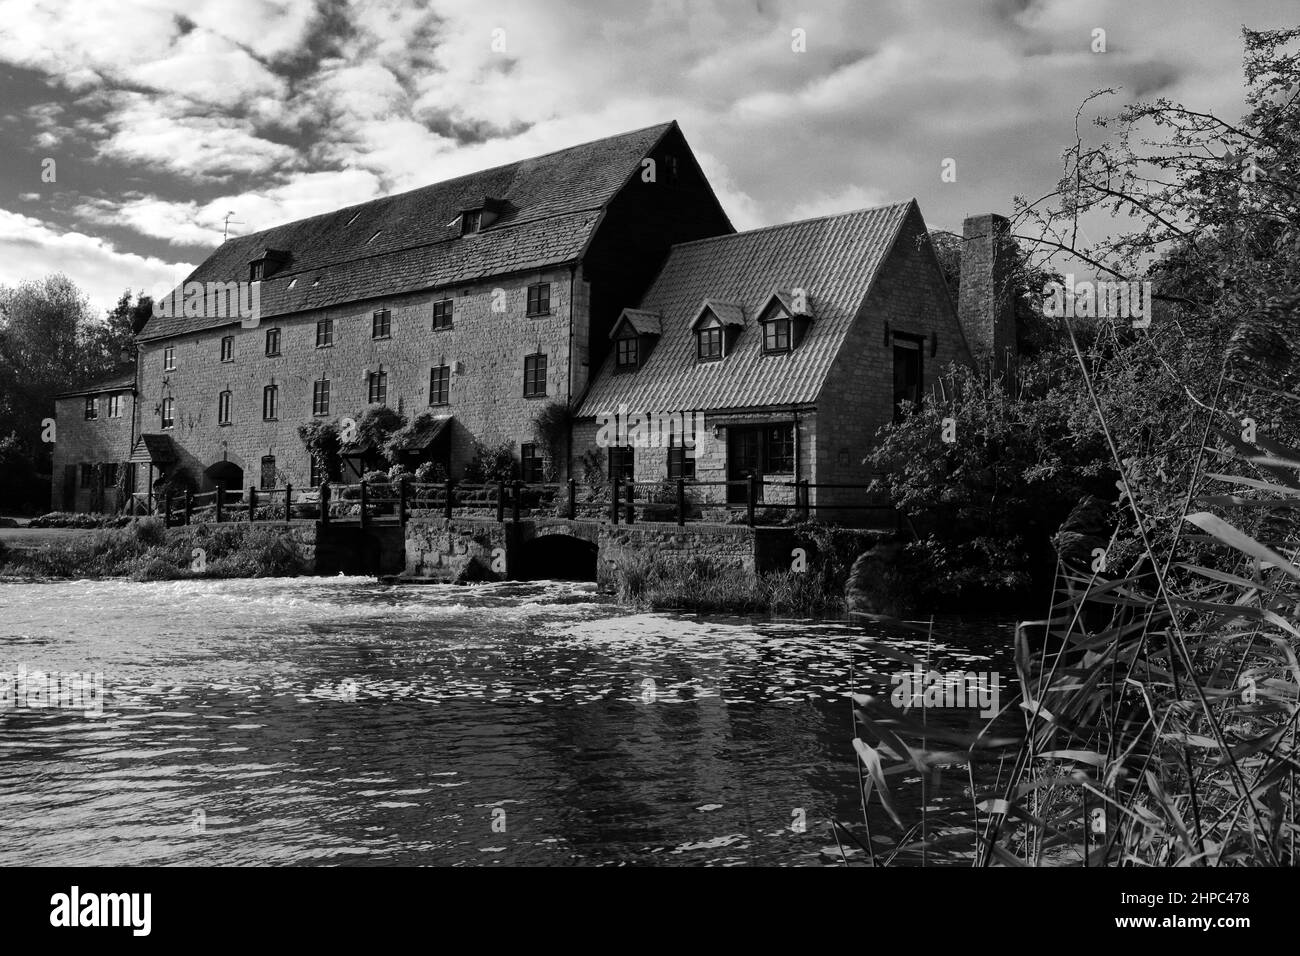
0,577 -> 1012,866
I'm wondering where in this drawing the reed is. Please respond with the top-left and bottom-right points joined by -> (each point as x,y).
844,373 -> 1300,866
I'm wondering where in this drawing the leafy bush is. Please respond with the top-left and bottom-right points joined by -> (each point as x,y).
866,353 -> 1114,608
464,440 -> 517,484
414,461 -> 448,484
298,420 -> 343,483
578,448 -> 606,488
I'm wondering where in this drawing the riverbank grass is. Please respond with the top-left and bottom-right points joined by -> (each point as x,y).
0,518 -> 309,580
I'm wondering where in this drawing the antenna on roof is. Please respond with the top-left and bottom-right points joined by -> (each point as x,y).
221,211 -> 244,241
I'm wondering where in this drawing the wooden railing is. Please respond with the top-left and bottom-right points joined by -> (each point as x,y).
137,476 -> 894,529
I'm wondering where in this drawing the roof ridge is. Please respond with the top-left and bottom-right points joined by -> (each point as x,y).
218,121 -> 677,248
667,199 -> 913,251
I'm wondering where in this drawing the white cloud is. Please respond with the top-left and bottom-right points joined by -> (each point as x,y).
95,92 -> 299,182
125,29 -> 288,110
786,185 -> 891,223
75,169 -> 386,246
0,208 -> 193,314
1,0 -> 1292,267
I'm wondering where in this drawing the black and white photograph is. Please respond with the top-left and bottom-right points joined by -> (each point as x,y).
0,0 -> 1296,920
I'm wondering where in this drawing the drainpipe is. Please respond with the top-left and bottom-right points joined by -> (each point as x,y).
566,263 -> 576,482
793,407 -> 802,517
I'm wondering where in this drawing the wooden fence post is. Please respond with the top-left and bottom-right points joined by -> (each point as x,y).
164,490 -> 172,528
397,478 -> 407,525
185,489 -> 193,525
320,482 -> 331,526
610,476 -> 620,525
677,478 -> 686,527
444,479 -> 454,520
285,483 -> 293,527
496,480 -> 506,522
359,480 -> 369,529
747,474 -> 757,527
249,486 -> 258,523
567,478 -> 576,520
625,481 -> 635,524
215,486 -> 224,524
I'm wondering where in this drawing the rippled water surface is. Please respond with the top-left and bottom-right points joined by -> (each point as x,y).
1,577 -> 1011,866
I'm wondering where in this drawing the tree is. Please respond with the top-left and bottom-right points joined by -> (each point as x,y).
0,275 -> 95,479
1010,27 -> 1300,560
86,290 -> 150,368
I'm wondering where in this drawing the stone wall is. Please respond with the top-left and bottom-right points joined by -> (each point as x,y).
598,521 -> 756,576
815,204 -> 974,519
135,266 -> 577,495
405,517 -> 510,580
51,390 -> 136,513
404,515 -> 770,582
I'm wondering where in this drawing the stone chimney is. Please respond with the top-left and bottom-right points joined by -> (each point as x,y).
957,213 -> 1017,366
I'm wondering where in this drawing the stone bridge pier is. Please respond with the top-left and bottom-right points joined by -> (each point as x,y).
403,516 -> 800,583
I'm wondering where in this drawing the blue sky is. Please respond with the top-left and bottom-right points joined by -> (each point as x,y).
0,0 -> 1294,314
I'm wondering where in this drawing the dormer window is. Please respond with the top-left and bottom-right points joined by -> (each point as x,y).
758,289 -> 815,354
453,197 -> 502,236
616,336 -> 639,368
609,309 -> 661,370
763,317 -> 791,353
697,325 -> 724,361
248,248 -> 288,283
689,300 -> 744,363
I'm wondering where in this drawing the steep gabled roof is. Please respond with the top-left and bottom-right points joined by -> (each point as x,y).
128,434 -> 176,464
138,122 -> 679,342
577,200 -> 915,415
690,299 -> 746,329
760,287 -> 815,319
611,308 -> 663,338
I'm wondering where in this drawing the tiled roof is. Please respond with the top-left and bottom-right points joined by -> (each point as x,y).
578,200 -> 915,416
764,287 -> 814,318
55,369 -> 135,399
399,415 -> 452,451
612,309 -> 663,338
138,122 -> 678,342
692,299 -> 746,328
128,434 -> 177,464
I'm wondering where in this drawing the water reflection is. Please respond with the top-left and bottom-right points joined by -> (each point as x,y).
0,578 -> 1012,865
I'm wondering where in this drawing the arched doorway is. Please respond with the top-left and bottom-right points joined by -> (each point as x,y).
204,460 -> 244,493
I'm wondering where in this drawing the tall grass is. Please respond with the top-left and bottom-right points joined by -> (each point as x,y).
602,551 -> 844,615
